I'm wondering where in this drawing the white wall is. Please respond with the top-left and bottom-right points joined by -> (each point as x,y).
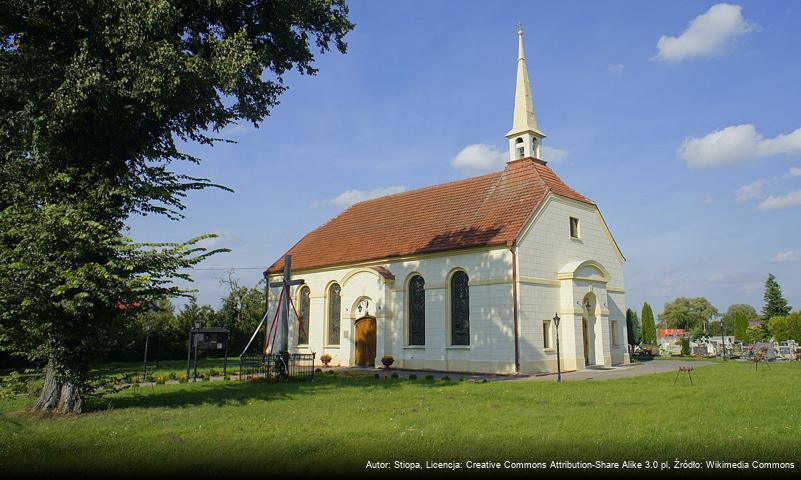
265,247 -> 517,373
516,194 -> 627,372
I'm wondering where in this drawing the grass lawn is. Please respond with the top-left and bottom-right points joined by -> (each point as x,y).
1,361 -> 799,475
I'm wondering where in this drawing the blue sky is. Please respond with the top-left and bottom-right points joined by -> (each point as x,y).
128,1 -> 801,319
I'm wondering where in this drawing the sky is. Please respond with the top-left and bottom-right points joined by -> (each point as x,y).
127,1 -> 801,319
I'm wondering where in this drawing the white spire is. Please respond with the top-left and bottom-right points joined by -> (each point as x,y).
506,25 -> 545,162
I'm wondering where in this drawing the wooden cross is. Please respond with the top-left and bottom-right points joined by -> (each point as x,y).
268,255 -> 305,355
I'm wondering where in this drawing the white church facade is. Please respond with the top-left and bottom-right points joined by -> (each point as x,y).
264,29 -> 628,374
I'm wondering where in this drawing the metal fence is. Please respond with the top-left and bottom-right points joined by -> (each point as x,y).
239,352 -> 316,381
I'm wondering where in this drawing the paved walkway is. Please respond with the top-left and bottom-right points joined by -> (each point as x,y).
518,360 -> 716,382
334,360 -> 717,383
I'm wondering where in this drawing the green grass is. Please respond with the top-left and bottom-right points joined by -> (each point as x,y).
1,361 -> 799,475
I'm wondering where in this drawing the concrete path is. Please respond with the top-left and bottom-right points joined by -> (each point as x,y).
331,360 -> 717,383
517,360 -> 717,382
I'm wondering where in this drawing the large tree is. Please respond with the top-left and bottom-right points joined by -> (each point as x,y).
641,302 -> 656,345
768,312 -> 801,344
660,297 -> 719,338
762,273 -> 791,329
218,272 -> 266,352
721,304 -> 758,342
0,1 -> 353,413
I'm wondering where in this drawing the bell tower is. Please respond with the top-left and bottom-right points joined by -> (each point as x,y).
506,25 -> 546,162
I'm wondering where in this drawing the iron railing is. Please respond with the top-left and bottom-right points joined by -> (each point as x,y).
239,352 -> 316,381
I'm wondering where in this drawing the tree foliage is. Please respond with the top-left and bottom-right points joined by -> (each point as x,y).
641,302 -> 656,345
768,313 -> 801,343
625,308 -> 641,345
762,273 -> 791,329
660,297 -> 719,338
721,304 -> 757,342
218,272 -> 266,352
0,0 -> 353,413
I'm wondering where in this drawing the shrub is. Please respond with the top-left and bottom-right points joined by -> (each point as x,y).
178,373 -> 189,383
155,375 -> 166,385
391,372 -> 399,379
374,373 -> 380,379
442,376 -> 450,381
326,370 -> 335,375
320,354 -> 332,366
381,355 -> 394,368
408,374 -> 417,380
201,372 -> 210,381
209,368 -> 220,377
167,372 -> 178,380
679,338 -> 691,356
315,368 -> 322,373
424,374 -> 434,381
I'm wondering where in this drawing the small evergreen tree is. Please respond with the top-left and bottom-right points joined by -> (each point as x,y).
641,302 -> 657,345
762,273 -> 791,331
625,308 -> 641,345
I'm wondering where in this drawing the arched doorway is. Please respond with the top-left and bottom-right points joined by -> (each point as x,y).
354,316 -> 376,367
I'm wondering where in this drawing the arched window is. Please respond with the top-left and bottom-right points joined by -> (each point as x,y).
327,283 -> 341,345
407,275 -> 425,346
450,271 -> 470,345
297,286 -> 310,345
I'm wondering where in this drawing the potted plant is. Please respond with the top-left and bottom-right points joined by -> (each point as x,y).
320,354 -> 332,367
381,355 -> 394,369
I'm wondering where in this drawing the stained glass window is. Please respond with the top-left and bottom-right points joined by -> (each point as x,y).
450,271 -> 470,345
327,284 -> 341,345
297,286 -> 310,345
408,275 -> 425,346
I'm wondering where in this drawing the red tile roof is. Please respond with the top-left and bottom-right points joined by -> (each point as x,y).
266,158 -> 594,274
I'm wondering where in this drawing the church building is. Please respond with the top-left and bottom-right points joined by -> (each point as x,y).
265,29 -> 628,374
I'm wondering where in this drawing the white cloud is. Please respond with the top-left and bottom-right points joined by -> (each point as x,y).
759,128 -> 801,157
654,3 -> 754,63
607,64 -> 625,75
311,186 -> 408,209
708,273 -> 725,282
786,166 -> 801,178
679,125 -> 801,168
736,179 -> 767,203
451,144 -> 507,171
451,143 -> 570,172
541,146 -> 570,164
756,190 -> 801,211
773,251 -> 801,262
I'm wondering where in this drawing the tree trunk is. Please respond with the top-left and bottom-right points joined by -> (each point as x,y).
32,362 -> 82,414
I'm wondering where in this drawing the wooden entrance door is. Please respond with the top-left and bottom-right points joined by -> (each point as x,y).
355,317 -> 376,367
582,318 -> 591,365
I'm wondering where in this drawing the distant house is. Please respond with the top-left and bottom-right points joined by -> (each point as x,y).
657,329 -> 688,355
